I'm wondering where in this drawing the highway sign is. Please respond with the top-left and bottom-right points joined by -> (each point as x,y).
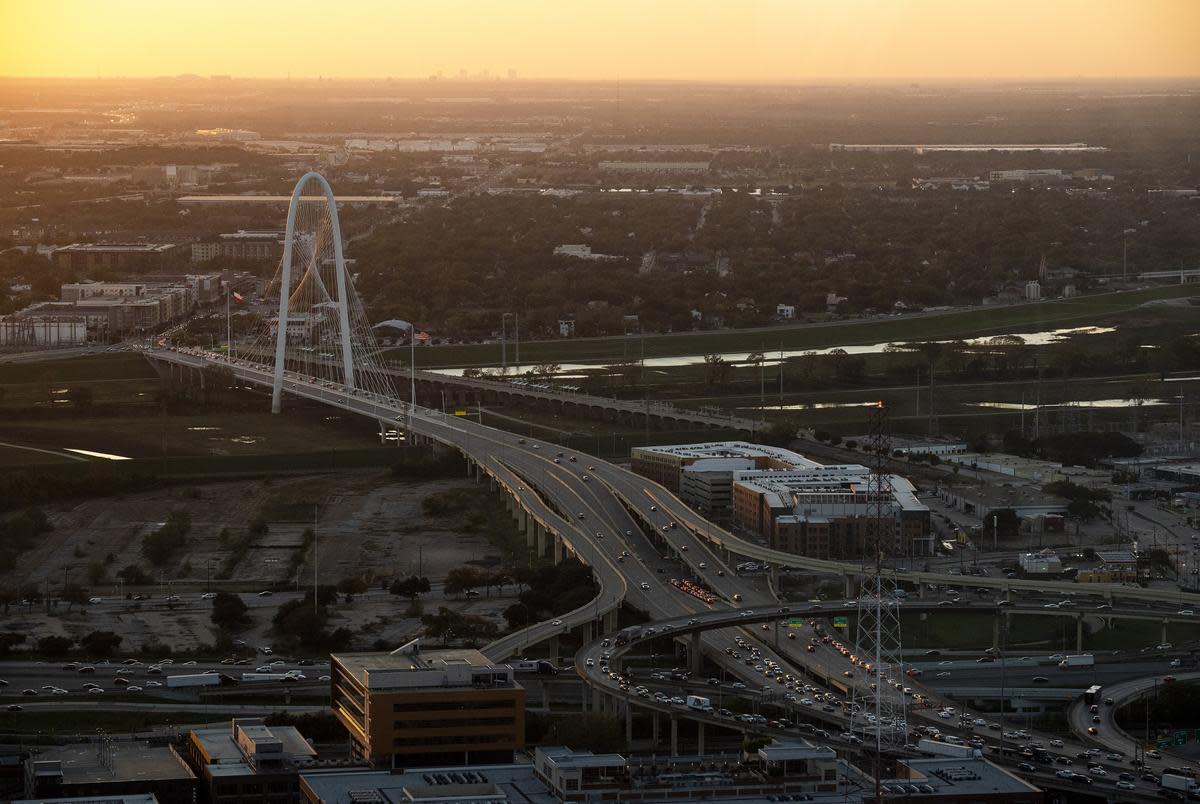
1157,738 -> 1171,749
832,616 -> 849,629
787,618 -> 806,628
1174,731 -> 1188,746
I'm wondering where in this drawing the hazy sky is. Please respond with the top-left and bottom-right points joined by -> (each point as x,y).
2,0 -> 1197,81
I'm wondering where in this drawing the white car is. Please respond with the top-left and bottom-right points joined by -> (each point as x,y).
551,619 -> 563,626
127,685 -> 143,693
87,687 -> 104,695
88,597 -> 103,604
640,582 -> 651,590
201,592 -> 217,600
585,658 -> 595,667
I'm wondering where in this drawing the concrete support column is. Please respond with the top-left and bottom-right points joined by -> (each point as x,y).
652,711 -> 660,745
670,716 -> 679,757
992,615 -> 1001,651
769,564 -> 779,590
491,476 -> 498,492
690,631 -> 702,676
845,575 -> 856,597
518,507 -> 528,533
697,721 -> 705,756
553,535 -> 565,565
580,620 -> 594,644
603,609 -> 619,635
1162,619 -> 1169,647
537,528 -> 549,559
918,582 -> 927,599
527,521 -> 538,549
1076,616 -> 1084,652
625,702 -> 633,747
548,635 -> 560,665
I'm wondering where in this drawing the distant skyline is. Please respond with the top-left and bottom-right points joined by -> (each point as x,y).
1,0 -> 1198,82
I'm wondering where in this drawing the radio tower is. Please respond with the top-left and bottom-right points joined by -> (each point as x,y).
852,402 -> 907,790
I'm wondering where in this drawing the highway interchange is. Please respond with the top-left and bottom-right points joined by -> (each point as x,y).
129,348 -> 1200,796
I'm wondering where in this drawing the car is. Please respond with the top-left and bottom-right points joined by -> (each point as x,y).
1147,750 -> 1161,759
577,513 -> 585,519
1087,726 -> 1099,735
1179,610 -> 1194,616
1091,716 -> 1101,723
698,562 -> 707,569
1056,770 -> 1075,779
1116,781 -> 1136,791
1032,676 -> 1049,683
257,590 -> 272,597
1018,762 -> 1036,772
201,592 -> 217,600
1089,767 -> 1106,777
585,658 -> 594,667
650,506 -> 657,512
552,619 -> 563,626
88,687 -> 104,695
146,681 -> 163,688
88,597 -> 103,604
1050,739 -> 1064,747
6,704 -> 22,712
1164,675 -> 1177,683
1106,753 -> 1123,761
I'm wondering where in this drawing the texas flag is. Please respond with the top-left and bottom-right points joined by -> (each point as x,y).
232,291 -> 245,303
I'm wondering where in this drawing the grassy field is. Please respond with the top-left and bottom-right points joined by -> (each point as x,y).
399,285 -> 1197,369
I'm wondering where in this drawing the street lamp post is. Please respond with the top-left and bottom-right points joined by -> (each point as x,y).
1123,228 -> 1137,282
501,312 -> 519,375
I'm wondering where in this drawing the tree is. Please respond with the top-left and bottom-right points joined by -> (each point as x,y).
336,575 -> 369,595
390,575 -> 431,600
702,353 -> 733,386
62,582 -> 90,612
142,511 -> 192,566
444,566 -> 488,596
86,560 -> 107,585
0,632 -> 25,656
37,635 -> 73,656
211,592 -> 251,631
80,630 -> 123,657
117,564 -> 151,585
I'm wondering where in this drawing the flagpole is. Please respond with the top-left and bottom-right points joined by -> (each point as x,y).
226,289 -> 231,364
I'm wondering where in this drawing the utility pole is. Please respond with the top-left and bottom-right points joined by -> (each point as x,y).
313,503 -> 319,619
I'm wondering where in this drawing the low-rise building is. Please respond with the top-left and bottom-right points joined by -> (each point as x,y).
733,467 -> 932,558
631,441 -> 819,494
53,243 -> 178,273
330,641 -> 525,769
23,742 -> 196,804
1018,549 -> 1063,576
191,231 -> 284,263
182,718 -> 318,804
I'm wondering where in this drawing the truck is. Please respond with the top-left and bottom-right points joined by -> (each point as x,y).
165,673 -> 225,689
1059,654 -> 1094,669
686,695 -> 713,713
241,672 -> 293,683
1161,774 -> 1199,795
507,660 -> 558,676
918,738 -> 981,759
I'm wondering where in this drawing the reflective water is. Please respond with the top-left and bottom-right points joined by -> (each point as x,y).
431,325 -> 1115,378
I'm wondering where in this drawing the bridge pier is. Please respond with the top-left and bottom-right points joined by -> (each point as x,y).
536,527 -> 548,559
697,721 -> 705,756
652,711 -> 659,745
548,635 -> 559,665
992,615 -> 1001,651
625,701 -> 633,748
517,507 -> 528,534
1162,619 -> 1169,647
527,521 -> 539,551
602,608 -> 618,635
1076,616 -> 1084,652
670,716 -> 679,757
845,575 -> 856,597
553,535 -> 565,565
690,631 -> 702,676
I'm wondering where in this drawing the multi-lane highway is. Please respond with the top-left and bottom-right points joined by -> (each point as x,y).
141,347 -> 1200,789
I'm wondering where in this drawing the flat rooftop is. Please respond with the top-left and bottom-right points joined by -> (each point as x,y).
634,441 -> 820,468
301,764 -> 559,804
28,742 -> 194,786
16,796 -> 160,804
333,647 -> 495,676
191,722 -> 316,766
891,757 -> 1041,797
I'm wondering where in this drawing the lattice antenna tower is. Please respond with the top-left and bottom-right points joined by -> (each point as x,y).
852,402 -> 907,785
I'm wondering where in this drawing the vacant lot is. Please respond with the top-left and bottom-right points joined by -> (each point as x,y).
0,472 -> 517,653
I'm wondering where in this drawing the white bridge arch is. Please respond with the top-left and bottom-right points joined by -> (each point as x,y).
271,171 -> 358,413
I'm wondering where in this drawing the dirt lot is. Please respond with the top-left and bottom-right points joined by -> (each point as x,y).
0,471 -> 517,654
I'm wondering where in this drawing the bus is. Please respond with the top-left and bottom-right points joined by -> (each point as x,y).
1084,684 -> 1102,705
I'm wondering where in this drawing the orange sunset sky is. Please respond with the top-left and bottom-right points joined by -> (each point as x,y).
1,0 -> 1198,81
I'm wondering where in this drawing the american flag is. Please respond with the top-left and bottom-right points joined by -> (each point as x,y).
414,331 -> 431,344
232,291 -> 245,303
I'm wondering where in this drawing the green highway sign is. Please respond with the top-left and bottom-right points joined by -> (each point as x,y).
1175,731 -> 1189,746
787,618 -> 806,628
832,616 -> 849,629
